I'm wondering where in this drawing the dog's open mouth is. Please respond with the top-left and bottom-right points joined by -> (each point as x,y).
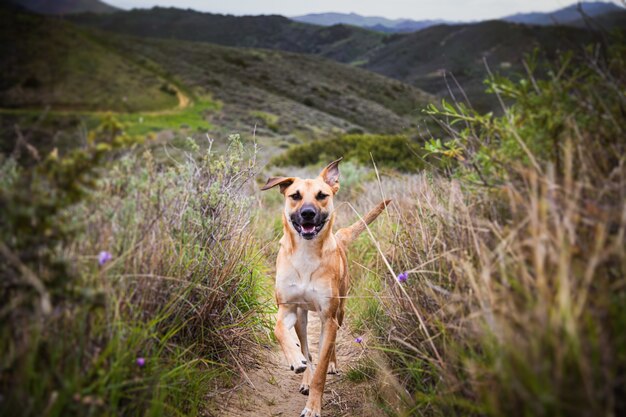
292,221 -> 326,240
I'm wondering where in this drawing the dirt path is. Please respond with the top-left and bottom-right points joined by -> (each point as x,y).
215,313 -> 380,417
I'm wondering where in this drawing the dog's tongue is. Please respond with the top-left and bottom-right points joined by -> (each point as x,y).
302,224 -> 316,234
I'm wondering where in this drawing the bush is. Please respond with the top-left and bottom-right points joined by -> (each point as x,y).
350,39 -> 626,416
423,42 -> 625,185
0,126 -> 267,416
272,133 -> 427,172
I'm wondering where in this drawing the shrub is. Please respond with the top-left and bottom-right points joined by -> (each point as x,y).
423,41 -> 625,185
350,38 -> 626,416
0,126 -> 267,416
272,133 -> 427,172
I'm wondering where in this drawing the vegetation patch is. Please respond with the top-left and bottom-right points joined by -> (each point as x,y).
272,134 -> 427,172
118,97 -> 221,136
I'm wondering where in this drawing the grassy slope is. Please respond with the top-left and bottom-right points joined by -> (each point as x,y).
71,7 -> 387,64
1,7 -> 433,147
101,34 -> 432,134
362,21 -> 594,110
0,8 -> 178,112
71,8 -> 607,113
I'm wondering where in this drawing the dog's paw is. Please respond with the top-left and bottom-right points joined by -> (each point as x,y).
300,407 -> 320,417
299,383 -> 310,396
327,361 -> 339,375
290,359 -> 307,374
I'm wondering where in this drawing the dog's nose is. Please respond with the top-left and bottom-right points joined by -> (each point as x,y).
300,206 -> 316,220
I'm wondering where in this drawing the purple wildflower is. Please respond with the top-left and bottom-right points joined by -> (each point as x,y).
355,337 -> 363,344
136,357 -> 146,368
397,272 -> 408,283
98,251 -> 112,266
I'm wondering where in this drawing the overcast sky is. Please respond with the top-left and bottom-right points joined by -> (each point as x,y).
104,0 -> 621,21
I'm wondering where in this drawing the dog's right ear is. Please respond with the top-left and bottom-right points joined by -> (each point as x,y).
261,177 -> 295,194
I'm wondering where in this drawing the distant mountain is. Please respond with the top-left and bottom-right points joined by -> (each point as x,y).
292,12 -> 446,33
294,3 -> 624,33
502,1 -> 622,25
71,7 -> 386,64
8,0 -> 118,14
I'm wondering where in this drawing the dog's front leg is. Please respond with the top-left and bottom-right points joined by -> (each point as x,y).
295,308 -> 314,395
300,317 -> 338,417
275,304 -> 308,374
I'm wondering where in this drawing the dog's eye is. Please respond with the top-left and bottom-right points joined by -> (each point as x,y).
316,192 -> 329,201
290,192 -> 302,201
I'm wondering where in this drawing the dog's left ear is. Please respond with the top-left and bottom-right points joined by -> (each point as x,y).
320,157 -> 342,194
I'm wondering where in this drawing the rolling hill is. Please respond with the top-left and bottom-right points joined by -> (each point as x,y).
8,0 -> 118,14
0,6 -> 432,146
0,7 -> 177,111
361,20 -> 595,111
71,7 -> 387,64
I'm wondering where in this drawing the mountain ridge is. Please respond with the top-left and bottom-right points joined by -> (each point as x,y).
70,7 -> 386,64
293,2 -> 623,32
8,0 -> 118,14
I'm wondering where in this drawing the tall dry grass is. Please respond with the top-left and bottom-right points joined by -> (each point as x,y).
0,133 -> 270,416
345,39 -> 626,416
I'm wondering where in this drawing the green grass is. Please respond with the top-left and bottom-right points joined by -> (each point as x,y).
118,97 -> 221,136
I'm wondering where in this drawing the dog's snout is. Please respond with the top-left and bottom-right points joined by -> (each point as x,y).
300,205 -> 316,220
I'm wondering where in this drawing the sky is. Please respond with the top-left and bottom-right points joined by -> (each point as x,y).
104,0 -> 620,21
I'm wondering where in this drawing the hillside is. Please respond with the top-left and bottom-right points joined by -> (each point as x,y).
99,34 -> 431,134
9,0 -> 117,14
362,20 -> 594,110
0,7 -> 177,111
71,7 -> 386,64
0,6 -> 432,147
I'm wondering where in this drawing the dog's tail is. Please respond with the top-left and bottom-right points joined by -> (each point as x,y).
336,200 -> 391,246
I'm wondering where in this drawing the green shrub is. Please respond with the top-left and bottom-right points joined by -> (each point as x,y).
272,133 -> 426,172
349,38 -> 626,417
0,124 -> 267,416
423,41 -> 625,185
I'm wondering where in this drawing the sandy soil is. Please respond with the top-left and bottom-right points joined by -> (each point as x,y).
214,312 -> 381,417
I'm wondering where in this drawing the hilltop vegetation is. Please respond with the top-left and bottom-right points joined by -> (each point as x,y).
72,7 -> 387,64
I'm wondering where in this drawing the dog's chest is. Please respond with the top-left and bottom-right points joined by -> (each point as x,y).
276,248 -> 333,311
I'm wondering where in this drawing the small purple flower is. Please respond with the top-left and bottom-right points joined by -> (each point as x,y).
98,251 -> 112,266
397,272 -> 408,283
355,337 -> 363,344
136,357 -> 146,368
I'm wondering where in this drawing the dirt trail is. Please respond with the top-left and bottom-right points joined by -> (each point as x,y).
216,313 -> 380,417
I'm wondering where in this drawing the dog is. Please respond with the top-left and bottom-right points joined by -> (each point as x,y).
261,157 -> 390,417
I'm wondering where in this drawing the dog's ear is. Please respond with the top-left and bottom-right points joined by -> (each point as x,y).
261,177 -> 295,194
320,157 -> 342,193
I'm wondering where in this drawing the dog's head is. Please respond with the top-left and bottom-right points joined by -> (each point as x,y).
261,158 -> 342,240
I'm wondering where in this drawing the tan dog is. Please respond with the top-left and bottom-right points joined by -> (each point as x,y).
261,158 -> 389,417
